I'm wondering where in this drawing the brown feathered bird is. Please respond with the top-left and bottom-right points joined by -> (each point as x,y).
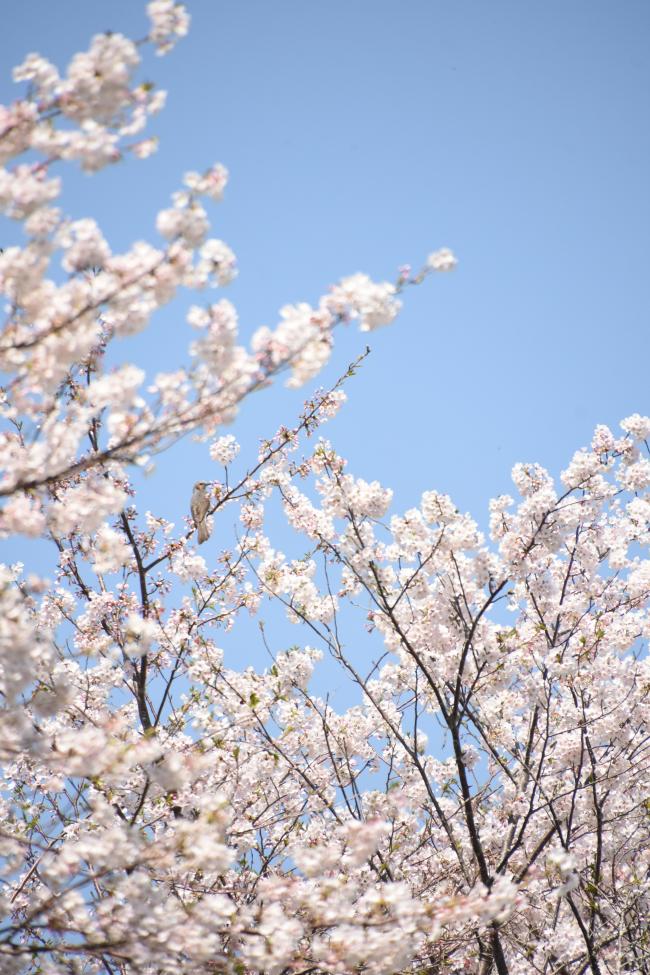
190,481 -> 211,544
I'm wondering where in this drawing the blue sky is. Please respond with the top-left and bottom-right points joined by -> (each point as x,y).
1,2 -> 649,692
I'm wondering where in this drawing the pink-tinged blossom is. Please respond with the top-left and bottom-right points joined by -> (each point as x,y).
591,422 -> 616,453
61,33 -> 140,124
0,100 -> 38,165
342,818 -> 390,867
183,162 -> 229,200
621,412 -> 650,440
156,200 -> 209,246
210,434 -> 240,464
92,525 -> 132,574
420,488 -> 459,525
169,543 -> 208,580
188,299 -> 239,369
0,164 -> 61,220
130,136 -> 159,158
13,53 -> 60,97
48,475 -> 128,535
147,0 -> 191,55
59,119 -> 122,171
58,217 -> 111,271
0,492 -> 46,537
252,302 -> 334,388
426,246 -> 458,271
327,271 -> 402,331
23,205 -> 61,238
318,389 -> 347,418
240,503 -> 265,530
619,456 -> 650,491
192,237 -> 238,287
84,365 -> 145,413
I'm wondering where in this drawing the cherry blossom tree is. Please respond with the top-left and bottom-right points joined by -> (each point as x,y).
1,4 -> 649,974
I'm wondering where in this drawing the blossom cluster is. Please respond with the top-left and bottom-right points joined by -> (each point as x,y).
3,5 -> 646,975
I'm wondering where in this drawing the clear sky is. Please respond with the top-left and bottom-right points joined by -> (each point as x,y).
1,1 -> 649,666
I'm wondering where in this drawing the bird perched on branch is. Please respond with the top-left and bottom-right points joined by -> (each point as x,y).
191,481 -> 211,544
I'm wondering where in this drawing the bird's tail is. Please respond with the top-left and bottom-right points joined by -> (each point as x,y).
197,521 -> 211,544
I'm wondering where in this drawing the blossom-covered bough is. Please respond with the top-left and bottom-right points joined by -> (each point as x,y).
1,4 -> 649,974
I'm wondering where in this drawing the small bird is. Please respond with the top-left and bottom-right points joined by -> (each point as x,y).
190,481 -> 211,544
